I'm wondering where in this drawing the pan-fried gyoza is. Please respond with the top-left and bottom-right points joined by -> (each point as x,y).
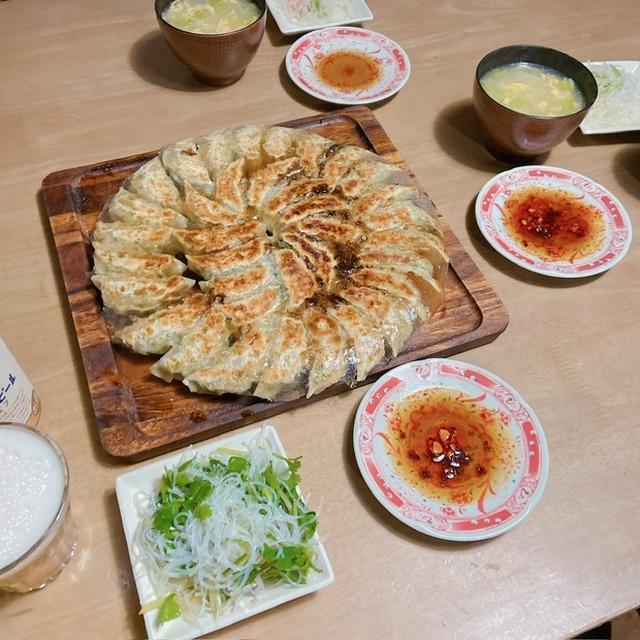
91,125 -> 449,400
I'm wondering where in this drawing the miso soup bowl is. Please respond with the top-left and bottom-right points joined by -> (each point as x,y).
473,44 -> 598,158
155,0 -> 267,86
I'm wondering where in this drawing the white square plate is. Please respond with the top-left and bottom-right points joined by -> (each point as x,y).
266,0 -> 373,35
580,61 -> 640,134
115,424 -> 334,640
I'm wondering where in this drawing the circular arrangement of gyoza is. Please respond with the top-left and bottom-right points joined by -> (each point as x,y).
91,125 -> 449,400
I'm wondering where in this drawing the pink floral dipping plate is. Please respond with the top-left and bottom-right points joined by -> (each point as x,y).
285,27 -> 411,105
475,166 -> 632,278
353,359 -> 549,542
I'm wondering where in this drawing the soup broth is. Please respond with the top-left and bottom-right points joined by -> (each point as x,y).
480,62 -> 585,117
163,0 -> 262,34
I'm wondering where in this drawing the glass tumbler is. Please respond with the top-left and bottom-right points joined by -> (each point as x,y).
0,422 -> 78,593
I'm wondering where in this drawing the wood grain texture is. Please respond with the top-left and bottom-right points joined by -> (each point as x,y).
2,0 -> 640,638
42,106 -> 508,460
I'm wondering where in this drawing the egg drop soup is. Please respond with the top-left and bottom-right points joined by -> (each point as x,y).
480,62 -> 585,117
162,0 -> 262,34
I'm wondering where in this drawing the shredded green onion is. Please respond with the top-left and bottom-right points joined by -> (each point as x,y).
135,433 -> 319,626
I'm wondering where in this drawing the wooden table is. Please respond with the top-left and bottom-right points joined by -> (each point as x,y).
1,1 -> 639,638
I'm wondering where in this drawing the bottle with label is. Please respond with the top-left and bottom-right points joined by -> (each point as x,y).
0,337 -> 40,426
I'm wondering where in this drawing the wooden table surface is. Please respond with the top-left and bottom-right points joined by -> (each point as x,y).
1,0 -> 639,638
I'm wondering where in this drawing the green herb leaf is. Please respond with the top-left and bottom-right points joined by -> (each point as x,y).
227,456 -> 249,474
262,544 -> 277,562
158,593 -> 181,624
185,476 -> 213,510
152,504 -> 175,535
195,503 -> 213,521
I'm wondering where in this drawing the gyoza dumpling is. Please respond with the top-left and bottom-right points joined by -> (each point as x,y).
198,129 -> 237,176
254,316 -> 308,399
247,157 -> 299,211
200,259 -> 276,300
219,286 -> 282,325
161,138 -> 215,197
261,126 -> 299,162
359,202 -> 442,237
181,183 -> 244,228
92,222 -> 178,256
91,274 -> 195,315
232,125 -> 267,172
215,159 -> 246,212
295,131 -> 333,174
174,221 -> 265,254
186,238 -> 271,279
339,285 -> 415,357
104,189 -> 189,229
367,227 -> 449,280
272,248 -> 317,310
183,321 -> 274,395
278,194 -> 347,226
351,267 -> 427,320
125,156 -> 182,210
151,309 -> 229,381
303,307 -> 352,397
352,185 -> 427,218
327,303 -> 385,381
357,246 -> 443,310
263,178 -> 331,224
260,126 -> 330,174
281,232 -> 335,289
293,216 -> 363,244
93,250 -> 187,279
109,293 -> 209,354
337,158 -> 411,198
322,145 -> 369,188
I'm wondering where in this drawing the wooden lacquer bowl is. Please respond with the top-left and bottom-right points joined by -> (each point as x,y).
473,44 -> 598,159
155,0 -> 266,86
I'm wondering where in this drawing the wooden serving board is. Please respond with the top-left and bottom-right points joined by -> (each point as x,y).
42,106 -> 508,461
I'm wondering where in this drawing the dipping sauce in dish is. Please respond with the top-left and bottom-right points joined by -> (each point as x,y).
480,62 -> 586,116
162,0 -> 262,34
383,388 -> 518,506
503,186 -> 606,260
316,50 -> 381,91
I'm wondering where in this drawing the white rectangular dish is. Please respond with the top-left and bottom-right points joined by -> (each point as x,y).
115,424 -> 334,640
267,0 -> 373,35
580,61 -> 640,134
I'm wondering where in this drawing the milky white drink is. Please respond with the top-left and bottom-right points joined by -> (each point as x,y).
0,424 -> 76,592
0,337 -> 41,426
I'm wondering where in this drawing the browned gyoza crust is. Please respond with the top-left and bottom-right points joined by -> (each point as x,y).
90,125 -> 449,400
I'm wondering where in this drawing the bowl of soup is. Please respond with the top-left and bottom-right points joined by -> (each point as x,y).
155,0 -> 267,86
473,45 -> 598,158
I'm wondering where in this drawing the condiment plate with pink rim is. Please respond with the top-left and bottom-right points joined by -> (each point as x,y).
475,166 -> 632,278
285,26 -> 411,105
353,358 -> 549,542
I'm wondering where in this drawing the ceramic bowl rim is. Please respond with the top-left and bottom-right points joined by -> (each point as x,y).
474,43 -> 598,121
155,0 -> 267,38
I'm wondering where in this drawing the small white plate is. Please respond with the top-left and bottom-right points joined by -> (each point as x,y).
285,26 -> 411,105
353,359 -> 549,542
580,61 -> 640,134
475,165 -> 632,278
115,425 -> 334,640
267,0 -> 373,35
